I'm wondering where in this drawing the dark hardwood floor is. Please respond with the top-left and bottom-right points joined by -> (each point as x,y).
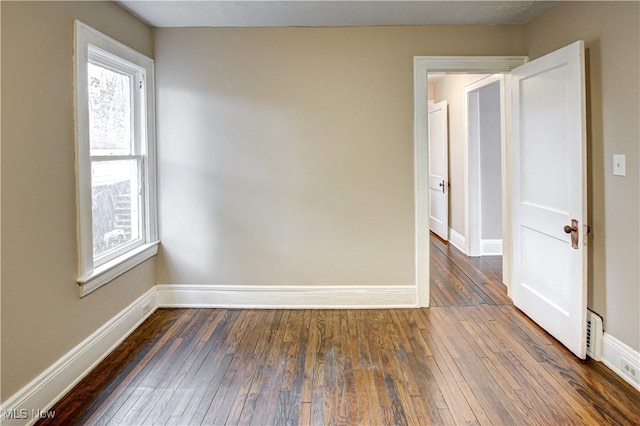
39,236 -> 640,425
429,234 -> 508,307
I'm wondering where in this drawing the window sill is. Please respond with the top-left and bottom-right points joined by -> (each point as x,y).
78,241 -> 159,297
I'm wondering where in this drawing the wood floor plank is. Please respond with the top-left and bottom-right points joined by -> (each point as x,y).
430,233 -> 511,306
42,310 -> 181,425
337,311 -> 359,426
247,311 -> 289,426
153,310 -> 229,423
233,310 -> 281,425
177,311 -> 239,425
309,310 -> 327,426
39,236 -> 640,426
164,311 -> 237,424
86,309 -> 199,425
130,310 -> 219,424
208,311 -> 264,425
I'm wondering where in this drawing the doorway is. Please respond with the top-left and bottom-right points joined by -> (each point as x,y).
427,73 -> 506,260
414,43 -> 589,360
414,57 -> 525,308
413,57 -> 526,308
427,72 -> 508,299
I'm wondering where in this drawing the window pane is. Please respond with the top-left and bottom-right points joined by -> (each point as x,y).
92,160 -> 141,259
88,63 -> 133,156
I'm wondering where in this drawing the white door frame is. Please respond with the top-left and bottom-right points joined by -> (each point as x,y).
463,74 -> 508,259
413,56 -> 527,307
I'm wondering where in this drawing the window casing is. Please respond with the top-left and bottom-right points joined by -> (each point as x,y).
74,21 -> 158,296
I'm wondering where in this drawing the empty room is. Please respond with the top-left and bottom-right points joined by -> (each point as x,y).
2,1 -> 639,424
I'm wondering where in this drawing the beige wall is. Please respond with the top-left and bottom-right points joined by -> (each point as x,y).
154,26 -> 525,286
1,2 -> 155,401
526,1 -> 640,351
431,74 -> 488,237
427,82 -> 436,100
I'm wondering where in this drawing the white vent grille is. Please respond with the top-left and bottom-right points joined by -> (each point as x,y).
586,309 -> 603,361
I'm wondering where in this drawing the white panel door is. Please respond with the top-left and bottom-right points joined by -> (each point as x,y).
428,100 -> 449,240
511,41 -> 588,359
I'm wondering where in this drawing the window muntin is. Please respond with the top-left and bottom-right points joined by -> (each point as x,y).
75,21 -> 158,296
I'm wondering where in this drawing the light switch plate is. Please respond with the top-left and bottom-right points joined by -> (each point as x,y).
613,154 -> 626,176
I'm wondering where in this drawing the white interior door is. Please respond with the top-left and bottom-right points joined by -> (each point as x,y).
428,100 -> 449,240
511,41 -> 588,359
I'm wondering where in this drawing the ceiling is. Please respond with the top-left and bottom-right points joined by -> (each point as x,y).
117,1 -> 558,28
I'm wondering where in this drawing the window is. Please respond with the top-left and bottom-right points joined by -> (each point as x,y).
74,21 -> 158,296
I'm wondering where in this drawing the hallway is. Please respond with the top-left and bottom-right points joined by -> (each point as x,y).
430,233 -> 508,307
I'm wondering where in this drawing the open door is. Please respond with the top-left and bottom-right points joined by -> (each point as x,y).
511,41 -> 588,359
428,100 -> 449,240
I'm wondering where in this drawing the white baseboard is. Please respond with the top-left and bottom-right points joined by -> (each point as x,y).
601,332 -> 640,391
0,287 -> 157,426
481,239 -> 503,256
448,228 -> 466,253
156,284 -> 417,309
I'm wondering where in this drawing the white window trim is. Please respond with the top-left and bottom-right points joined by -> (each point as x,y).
74,21 -> 158,297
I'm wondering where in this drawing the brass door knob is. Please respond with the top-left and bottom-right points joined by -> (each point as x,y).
565,219 -> 579,249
